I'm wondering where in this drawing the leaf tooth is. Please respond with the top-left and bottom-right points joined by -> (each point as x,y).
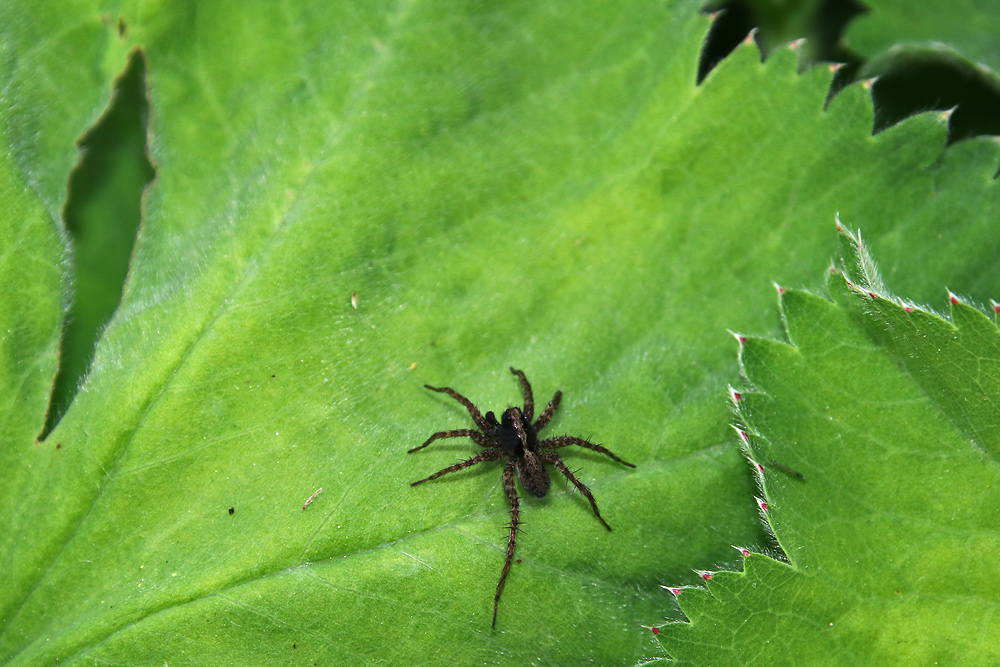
660,585 -> 687,597
728,386 -> 743,405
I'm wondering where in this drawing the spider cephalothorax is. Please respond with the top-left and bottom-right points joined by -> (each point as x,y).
408,367 -> 635,628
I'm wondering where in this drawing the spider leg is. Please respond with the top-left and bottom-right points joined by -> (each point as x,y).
410,449 -> 504,486
510,408 -> 529,449
541,451 -> 612,531
424,384 -> 490,431
539,436 -> 636,468
408,429 -> 490,453
532,391 -> 562,431
509,367 -> 534,423
493,459 -> 520,629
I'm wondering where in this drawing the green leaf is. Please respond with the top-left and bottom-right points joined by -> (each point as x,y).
847,1 -> 1000,73
4,1 -> 1000,665
657,226 -> 1000,664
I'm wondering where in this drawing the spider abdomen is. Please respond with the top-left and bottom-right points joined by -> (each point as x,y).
517,451 -> 550,497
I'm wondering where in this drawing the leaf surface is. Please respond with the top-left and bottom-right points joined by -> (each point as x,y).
2,1 -> 1000,665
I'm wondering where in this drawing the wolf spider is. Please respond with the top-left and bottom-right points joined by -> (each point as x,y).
408,367 -> 635,628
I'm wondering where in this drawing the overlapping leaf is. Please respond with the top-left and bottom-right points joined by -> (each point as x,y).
657,226 -> 1000,664
847,1 -> 1000,73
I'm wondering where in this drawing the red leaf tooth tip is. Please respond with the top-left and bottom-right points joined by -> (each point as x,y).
730,330 -> 747,346
730,389 -> 742,403
663,586 -> 683,597
742,28 -> 758,46
737,429 -> 750,445
829,265 -> 837,275
650,626 -> 660,636
949,293 -> 959,305
756,462 -> 765,473
697,570 -> 714,581
868,291 -> 877,299
774,283 -> 785,295
828,63 -> 844,74
844,278 -> 853,288
787,38 -> 804,51
861,77 -> 877,91
756,497 -> 768,511
733,546 -> 751,558
994,303 -> 1000,314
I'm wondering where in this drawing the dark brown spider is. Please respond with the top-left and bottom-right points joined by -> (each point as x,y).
408,367 -> 635,628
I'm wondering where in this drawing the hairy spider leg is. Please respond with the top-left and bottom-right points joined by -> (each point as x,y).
494,459 -> 520,629
408,429 -> 490,454
509,367 -> 534,423
424,384 -> 491,431
410,449 -> 505,486
541,451 -> 612,531
533,391 -> 562,431
510,407 -> 529,449
539,436 -> 636,468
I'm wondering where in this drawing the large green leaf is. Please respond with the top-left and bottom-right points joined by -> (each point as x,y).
656,226 -> 1000,664
3,1 -> 1000,665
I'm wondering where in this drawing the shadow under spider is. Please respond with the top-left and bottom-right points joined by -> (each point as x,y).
407,367 -> 636,628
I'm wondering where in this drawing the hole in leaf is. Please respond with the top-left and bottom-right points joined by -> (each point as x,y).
40,50 -> 154,439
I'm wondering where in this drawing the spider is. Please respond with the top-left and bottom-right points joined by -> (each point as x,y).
408,367 -> 635,628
